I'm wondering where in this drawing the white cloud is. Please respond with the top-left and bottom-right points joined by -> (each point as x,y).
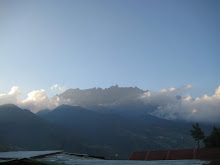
0,85 -> 220,123
20,89 -> 70,113
0,86 -> 21,105
192,109 -> 197,113
140,85 -> 191,106
21,89 -> 54,112
51,84 -> 65,91
0,86 -> 65,113
51,84 -> 59,90
141,85 -> 220,123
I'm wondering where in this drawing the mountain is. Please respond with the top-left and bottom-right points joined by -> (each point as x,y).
42,104 -> 199,159
58,85 -> 153,122
36,109 -> 51,117
0,104 -> 84,152
58,85 -> 147,109
42,104 -> 143,158
0,104 -> 212,159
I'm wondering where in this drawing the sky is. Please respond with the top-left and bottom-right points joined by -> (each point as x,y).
1,0 -> 220,98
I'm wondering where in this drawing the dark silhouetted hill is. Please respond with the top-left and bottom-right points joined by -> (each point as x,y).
36,109 -> 51,117
0,104 -> 85,153
0,104 -> 212,159
42,104 -> 198,159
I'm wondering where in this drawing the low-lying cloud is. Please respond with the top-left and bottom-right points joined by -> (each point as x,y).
0,86 -> 21,105
0,85 -> 219,123
140,85 -> 220,123
0,86 -> 68,113
21,89 -> 60,112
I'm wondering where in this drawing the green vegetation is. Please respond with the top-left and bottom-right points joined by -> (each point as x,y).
190,122 -> 205,149
204,127 -> 220,148
190,122 -> 220,149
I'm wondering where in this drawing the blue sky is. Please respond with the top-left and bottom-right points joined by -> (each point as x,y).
1,0 -> 219,97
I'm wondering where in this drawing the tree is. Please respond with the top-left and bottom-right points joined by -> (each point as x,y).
203,127 -> 220,148
190,122 -> 205,149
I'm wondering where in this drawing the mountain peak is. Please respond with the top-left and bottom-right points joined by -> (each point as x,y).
109,85 -> 119,88
54,104 -> 85,111
58,86 -> 146,108
58,104 -> 73,108
0,104 -> 21,111
36,109 -> 51,117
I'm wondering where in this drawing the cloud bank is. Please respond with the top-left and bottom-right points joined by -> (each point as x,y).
0,85 -> 219,123
0,86 -> 68,113
21,89 -> 60,112
140,85 -> 220,123
0,86 -> 21,105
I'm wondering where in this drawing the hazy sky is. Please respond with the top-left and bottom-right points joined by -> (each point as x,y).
1,0 -> 219,97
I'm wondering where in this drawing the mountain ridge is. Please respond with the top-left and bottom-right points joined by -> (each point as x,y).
0,103 -> 212,159
58,85 -> 147,109
41,104 -> 199,159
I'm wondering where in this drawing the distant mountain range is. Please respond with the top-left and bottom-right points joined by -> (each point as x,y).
0,104 -> 85,153
57,85 -> 156,122
58,85 -> 147,110
0,103 -> 213,159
